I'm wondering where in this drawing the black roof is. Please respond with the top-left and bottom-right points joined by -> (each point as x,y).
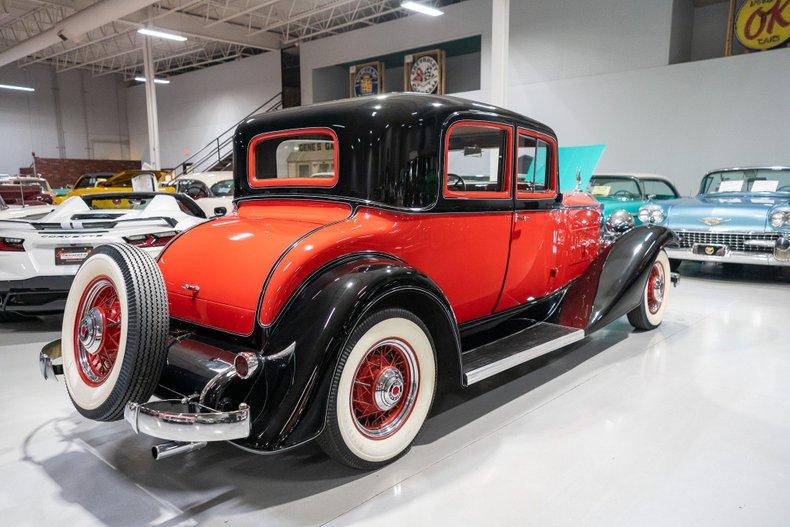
233,93 -> 556,211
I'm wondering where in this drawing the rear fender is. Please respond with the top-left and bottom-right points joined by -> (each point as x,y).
554,225 -> 675,332
236,253 -> 460,452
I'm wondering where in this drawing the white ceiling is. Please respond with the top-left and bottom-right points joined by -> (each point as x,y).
0,0 -> 457,80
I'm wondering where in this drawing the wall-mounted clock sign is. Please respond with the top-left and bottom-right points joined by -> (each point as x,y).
349,61 -> 384,97
404,49 -> 445,95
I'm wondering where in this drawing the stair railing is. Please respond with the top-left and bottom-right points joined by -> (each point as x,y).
171,92 -> 283,178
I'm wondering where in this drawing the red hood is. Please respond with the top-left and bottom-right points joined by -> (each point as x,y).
158,199 -> 352,335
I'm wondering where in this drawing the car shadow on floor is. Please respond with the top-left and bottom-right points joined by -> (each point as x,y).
0,314 -> 62,345
22,323 -> 634,526
675,261 -> 790,284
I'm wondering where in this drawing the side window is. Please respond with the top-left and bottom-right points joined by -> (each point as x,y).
248,128 -> 338,188
210,180 -> 233,196
517,130 -> 555,198
444,122 -> 512,199
642,179 -> 677,199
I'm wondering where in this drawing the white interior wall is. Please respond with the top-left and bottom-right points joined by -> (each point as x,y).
509,47 -> 789,195
0,63 -> 129,174
126,50 -> 281,168
508,0 -> 674,84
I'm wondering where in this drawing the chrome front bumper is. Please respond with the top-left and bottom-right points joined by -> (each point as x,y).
124,399 -> 251,442
665,247 -> 790,266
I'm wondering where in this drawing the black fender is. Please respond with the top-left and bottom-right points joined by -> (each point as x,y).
553,225 -> 676,333
234,253 -> 461,452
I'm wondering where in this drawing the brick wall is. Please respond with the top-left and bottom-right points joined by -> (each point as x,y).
20,158 -> 142,188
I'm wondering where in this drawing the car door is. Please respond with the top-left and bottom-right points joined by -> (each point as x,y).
495,128 -> 560,311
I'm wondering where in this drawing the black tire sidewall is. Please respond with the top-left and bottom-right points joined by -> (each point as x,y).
64,244 -> 169,421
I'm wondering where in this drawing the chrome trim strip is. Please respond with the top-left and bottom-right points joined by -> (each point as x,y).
665,247 -> 790,267
464,329 -> 585,385
39,339 -> 62,381
124,400 -> 250,442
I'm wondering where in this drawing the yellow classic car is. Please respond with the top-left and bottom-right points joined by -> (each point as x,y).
55,170 -> 172,204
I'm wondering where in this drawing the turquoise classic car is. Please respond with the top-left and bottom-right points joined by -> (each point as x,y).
589,173 -> 680,228
638,167 -> 790,270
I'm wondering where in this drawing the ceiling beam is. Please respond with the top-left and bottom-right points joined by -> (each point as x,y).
283,4 -> 404,44
204,0 -> 280,28
248,0 -> 360,36
120,8 -> 281,50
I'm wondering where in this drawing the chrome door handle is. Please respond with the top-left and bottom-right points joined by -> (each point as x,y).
515,213 -> 530,222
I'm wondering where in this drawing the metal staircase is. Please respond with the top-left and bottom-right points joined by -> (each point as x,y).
171,92 -> 282,178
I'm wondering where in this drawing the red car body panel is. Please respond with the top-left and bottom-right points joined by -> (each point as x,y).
257,206 -> 513,328
158,200 -> 352,334
159,193 -> 601,336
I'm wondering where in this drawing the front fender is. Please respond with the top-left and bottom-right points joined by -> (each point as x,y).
554,225 -> 675,332
235,253 -> 459,452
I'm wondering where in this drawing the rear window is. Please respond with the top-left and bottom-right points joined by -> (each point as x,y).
248,128 -> 338,188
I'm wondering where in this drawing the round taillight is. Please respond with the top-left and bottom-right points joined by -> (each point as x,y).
234,352 -> 260,379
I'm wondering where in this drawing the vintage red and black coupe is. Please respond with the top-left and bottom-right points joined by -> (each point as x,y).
40,94 -> 677,468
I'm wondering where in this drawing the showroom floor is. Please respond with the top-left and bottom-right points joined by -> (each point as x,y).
1,263 -> 788,527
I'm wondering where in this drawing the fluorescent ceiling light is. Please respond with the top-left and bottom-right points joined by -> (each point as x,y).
134,76 -> 171,84
137,27 -> 187,42
401,1 -> 444,16
0,83 -> 35,92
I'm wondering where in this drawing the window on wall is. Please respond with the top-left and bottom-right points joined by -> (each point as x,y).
248,128 -> 338,188
445,122 -> 511,198
516,131 -> 555,198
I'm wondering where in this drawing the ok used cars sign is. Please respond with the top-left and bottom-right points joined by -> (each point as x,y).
735,0 -> 790,50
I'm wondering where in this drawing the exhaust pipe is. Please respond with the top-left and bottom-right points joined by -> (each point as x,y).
152,440 -> 207,460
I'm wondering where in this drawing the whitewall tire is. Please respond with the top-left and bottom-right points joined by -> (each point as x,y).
61,244 -> 169,421
319,308 -> 437,469
627,250 -> 671,330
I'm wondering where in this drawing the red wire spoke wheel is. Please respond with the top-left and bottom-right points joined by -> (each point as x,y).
62,244 -> 169,421
350,338 -> 420,439
628,250 -> 671,330
320,308 -> 437,469
73,277 -> 122,386
646,261 -> 666,315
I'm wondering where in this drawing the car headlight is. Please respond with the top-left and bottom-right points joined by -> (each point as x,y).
606,209 -> 635,233
638,204 -> 665,224
769,209 -> 789,228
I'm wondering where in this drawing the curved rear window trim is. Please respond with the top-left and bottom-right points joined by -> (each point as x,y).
247,127 -> 339,189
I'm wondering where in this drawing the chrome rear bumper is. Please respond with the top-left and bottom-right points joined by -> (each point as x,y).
124,399 -> 251,442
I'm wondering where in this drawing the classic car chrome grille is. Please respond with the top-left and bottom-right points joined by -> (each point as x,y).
675,231 -> 781,253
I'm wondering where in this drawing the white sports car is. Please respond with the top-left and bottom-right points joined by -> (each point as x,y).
164,171 -> 234,217
0,192 -> 206,319
0,195 -> 55,221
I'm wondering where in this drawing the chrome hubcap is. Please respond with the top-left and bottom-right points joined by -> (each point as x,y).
374,367 -> 405,411
652,276 -> 664,304
351,338 -> 420,439
78,307 -> 105,355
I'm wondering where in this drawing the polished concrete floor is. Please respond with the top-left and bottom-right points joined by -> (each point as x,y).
1,262 -> 789,526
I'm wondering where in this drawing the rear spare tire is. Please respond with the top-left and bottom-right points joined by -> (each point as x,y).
61,243 -> 169,421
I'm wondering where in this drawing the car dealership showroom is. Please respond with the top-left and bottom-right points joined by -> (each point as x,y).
0,0 -> 788,525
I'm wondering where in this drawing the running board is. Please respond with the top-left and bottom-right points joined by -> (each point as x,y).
462,322 -> 585,385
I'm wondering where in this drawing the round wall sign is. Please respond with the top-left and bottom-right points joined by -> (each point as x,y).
409,55 -> 440,94
735,0 -> 790,50
354,65 -> 380,97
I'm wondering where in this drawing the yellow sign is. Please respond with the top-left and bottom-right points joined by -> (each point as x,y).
735,0 -> 790,50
